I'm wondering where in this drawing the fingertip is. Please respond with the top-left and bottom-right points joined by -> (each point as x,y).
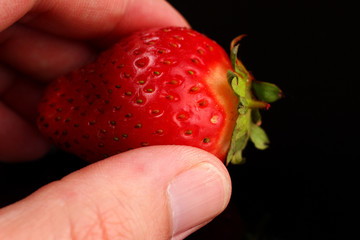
18,0 -> 190,41
98,0 -> 191,36
104,146 -> 232,238
91,0 -> 191,46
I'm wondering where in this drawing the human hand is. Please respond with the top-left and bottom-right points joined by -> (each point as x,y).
0,0 -> 188,162
0,1 -> 232,239
0,146 -> 232,239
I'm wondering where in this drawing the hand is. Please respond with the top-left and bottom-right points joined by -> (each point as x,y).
0,0 -> 188,162
0,1 -> 232,239
0,146 -> 232,239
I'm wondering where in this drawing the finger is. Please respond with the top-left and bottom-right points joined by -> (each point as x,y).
0,101 -> 50,162
0,59 -> 54,163
1,76 -> 43,123
0,0 -> 35,31
0,146 -> 231,239
1,0 -> 189,40
0,24 -> 96,81
0,64 -> 13,95
22,0 -> 189,40
0,64 -> 44,122
0,0 -> 189,82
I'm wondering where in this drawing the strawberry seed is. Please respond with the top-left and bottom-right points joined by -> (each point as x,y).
203,137 -> 210,143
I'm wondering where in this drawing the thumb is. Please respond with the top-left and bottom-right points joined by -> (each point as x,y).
0,146 -> 231,240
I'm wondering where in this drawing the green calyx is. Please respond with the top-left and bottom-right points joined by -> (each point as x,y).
226,35 -> 282,165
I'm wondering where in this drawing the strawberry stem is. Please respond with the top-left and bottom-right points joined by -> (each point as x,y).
226,36 -> 282,165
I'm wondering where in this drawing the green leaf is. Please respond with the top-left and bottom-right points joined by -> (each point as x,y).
228,70 -> 247,98
230,36 -> 250,80
230,44 -> 239,70
249,124 -> 269,150
252,81 -> 282,103
251,109 -> 262,125
238,97 -> 248,115
226,111 -> 251,165
226,135 -> 247,165
227,70 -> 237,85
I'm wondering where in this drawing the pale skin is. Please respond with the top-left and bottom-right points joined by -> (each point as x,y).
0,1 -> 232,239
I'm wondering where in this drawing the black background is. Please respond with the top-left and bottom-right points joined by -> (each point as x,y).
0,0 -> 353,239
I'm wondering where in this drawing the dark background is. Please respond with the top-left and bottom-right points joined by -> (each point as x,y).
0,0 -> 353,239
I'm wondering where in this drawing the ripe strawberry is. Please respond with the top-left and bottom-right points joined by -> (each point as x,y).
37,27 -> 281,164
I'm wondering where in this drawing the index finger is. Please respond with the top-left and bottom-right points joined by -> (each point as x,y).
1,0 -> 189,41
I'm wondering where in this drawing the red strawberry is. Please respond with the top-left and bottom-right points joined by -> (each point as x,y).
37,27 -> 281,164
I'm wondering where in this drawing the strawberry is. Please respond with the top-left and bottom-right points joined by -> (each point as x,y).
37,27 -> 281,164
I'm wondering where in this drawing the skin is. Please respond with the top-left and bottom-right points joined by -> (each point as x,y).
0,0 -> 189,162
0,1 -> 232,239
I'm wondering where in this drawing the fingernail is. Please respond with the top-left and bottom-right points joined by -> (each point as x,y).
167,162 -> 231,237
